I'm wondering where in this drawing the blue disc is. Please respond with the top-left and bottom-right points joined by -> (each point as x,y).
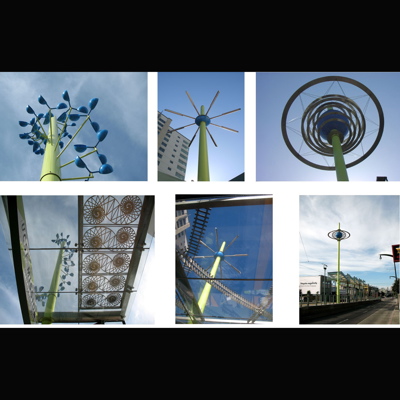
195,115 -> 211,126
335,231 -> 343,239
317,109 -> 349,141
214,251 -> 224,260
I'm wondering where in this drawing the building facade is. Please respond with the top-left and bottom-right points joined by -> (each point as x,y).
175,209 -> 190,252
158,112 -> 190,181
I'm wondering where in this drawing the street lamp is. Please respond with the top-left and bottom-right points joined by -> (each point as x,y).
328,223 -> 350,303
19,90 -> 113,181
322,263 -> 327,304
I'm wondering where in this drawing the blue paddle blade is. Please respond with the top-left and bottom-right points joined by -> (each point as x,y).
88,98 -> 98,110
74,156 -> 87,168
74,144 -> 87,153
90,121 -> 100,132
57,111 -> 67,122
56,102 -> 68,109
97,129 -> 108,142
98,153 -> 107,164
78,106 -> 89,114
69,114 -> 80,121
38,95 -> 48,106
19,121 -> 29,127
26,105 -> 35,114
62,90 -> 70,102
99,164 -> 113,174
43,113 -> 50,124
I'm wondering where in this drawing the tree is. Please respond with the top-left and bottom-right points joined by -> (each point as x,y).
391,278 -> 399,295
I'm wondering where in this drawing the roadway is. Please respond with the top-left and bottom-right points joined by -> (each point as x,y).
304,297 -> 399,325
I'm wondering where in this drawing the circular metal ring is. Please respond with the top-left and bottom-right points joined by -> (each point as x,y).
116,195 -> 142,223
104,293 -> 121,306
81,294 -> 104,308
82,253 -> 111,274
327,229 -> 351,241
282,76 -> 384,171
302,94 -> 365,156
82,275 -> 107,292
107,275 -> 126,291
115,226 -> 135,248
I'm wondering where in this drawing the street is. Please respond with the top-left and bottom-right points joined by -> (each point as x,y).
304,297 -> 399,325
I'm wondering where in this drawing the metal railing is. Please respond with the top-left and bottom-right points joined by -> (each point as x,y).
299,294 -> 380,307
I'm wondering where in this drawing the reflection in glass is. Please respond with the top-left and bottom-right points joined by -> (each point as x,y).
176,195 -> 273,324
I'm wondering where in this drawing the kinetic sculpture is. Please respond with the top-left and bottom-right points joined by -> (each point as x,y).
281,76 -> 384,180
19,90 -> 113,181
328,223 -> 350,303
165,91 -> 240,181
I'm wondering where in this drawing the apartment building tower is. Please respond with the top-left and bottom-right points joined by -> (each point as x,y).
158,111 -> 190,181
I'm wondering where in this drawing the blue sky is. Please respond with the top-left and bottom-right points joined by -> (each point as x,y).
256,72 -> 400,181
299,195 -> 400,290
0,72 -> 147,181
158,72 -> 244,181
0,196 -> 155,324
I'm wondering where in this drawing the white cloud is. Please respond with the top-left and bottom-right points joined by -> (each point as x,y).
0,279 -> 23,324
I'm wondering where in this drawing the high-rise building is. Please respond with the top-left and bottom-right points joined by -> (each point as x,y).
158,112 -> 190,181
175,208 -> 190,252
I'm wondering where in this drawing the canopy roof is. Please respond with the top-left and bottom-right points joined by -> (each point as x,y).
1,195 -> 154,324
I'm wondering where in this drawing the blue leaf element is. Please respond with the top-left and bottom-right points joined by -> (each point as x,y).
97,129 -> 108,142
19,121 -> 29,127
98,153 -> 107,164
38,95 -> 48,106
62,90 -> 70,102
74,144 -> 87,153
88,98 -> 99,111
57,111 -> 68,122
75,156 -> 87,169
90,121 -> 100,132
99,164 -> 113,174
78,106 -> 89,114
26,105 -> 35,114
69,114 -> 80,121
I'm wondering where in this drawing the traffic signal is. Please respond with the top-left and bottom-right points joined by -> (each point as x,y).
391,244 -> 400,263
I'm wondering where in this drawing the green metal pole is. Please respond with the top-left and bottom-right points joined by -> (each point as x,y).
42,243 -> 65,324
40,116 -> 61,181
197,241 -> 226,315
331,131 -> 349,181
198,105 -> 210,181
337,223 -> 341,304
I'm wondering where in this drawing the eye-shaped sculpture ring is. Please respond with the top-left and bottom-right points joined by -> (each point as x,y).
327,229 -> 351,241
